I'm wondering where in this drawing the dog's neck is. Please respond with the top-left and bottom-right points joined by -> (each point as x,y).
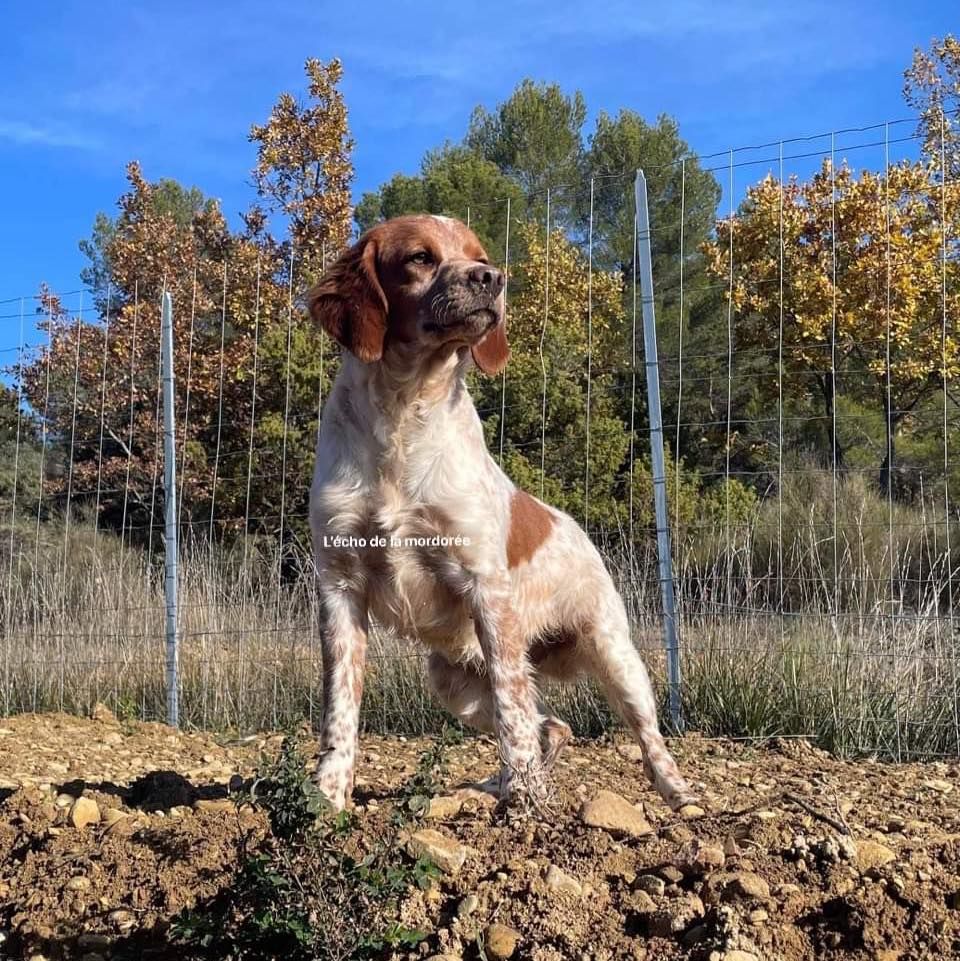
340,343 -> 475,440
336,344 -> 481,481
350,343 -> 469,409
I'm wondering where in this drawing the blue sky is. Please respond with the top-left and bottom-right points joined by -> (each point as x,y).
0,0 -> 955,341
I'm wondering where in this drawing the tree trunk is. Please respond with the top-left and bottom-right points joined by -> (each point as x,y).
879,399 -> 898,499
818,372 -> 846,472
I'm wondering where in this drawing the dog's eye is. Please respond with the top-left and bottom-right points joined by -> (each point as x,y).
406,251 -> 432,265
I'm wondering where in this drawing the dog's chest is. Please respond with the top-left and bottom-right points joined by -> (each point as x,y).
314,388 -> 488,651
320,440 -> 469,645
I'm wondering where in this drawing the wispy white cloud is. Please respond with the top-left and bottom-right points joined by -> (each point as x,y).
0,119 -> 99,150
62,77 -> 159,117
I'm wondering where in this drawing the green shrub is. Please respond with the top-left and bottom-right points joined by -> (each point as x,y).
171,733 -> 444,960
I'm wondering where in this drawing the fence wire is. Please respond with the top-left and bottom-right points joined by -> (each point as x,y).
1,110 -> 959,760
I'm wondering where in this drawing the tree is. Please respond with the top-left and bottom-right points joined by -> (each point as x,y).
703,159 -> 960,495
473,221 -> 631,528
580,110 -> 724,476
79,180 -> 215,317
0,382 -> 43,523
584,111 -> 719,278
78,213 -> 116,313
25,165 -> 279,542
250,57 -> 354,280
904,34 -> 960,178
354,144 -> 524,257
466,80 -> 586,222
19,56 -> 356,549
25,164 -> 337,548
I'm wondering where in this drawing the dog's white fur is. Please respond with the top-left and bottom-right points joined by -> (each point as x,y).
308,214 -> 695,812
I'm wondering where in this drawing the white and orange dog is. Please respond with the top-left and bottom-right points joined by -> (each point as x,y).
307,214 -> 695,812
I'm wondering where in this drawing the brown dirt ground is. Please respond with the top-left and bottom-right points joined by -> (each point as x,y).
1,711 -> 959,961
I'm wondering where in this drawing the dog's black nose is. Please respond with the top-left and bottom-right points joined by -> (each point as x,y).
469,264 -> 504,296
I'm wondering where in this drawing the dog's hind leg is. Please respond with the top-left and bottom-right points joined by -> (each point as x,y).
426,652 -> 571,772
426,652 -> 496,734
582,597 -> 697,811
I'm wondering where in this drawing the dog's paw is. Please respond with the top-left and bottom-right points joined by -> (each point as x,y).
666,789 -> 704,816
496,762 -> 554,820
540,717 -> 573,771
311,758 -> 350,813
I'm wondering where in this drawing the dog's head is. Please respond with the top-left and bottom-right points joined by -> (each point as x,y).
306,214 -> 508,375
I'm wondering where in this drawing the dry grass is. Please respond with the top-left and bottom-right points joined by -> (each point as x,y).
0,471 -> 958,761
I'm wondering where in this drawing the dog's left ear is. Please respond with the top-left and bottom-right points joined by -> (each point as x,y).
307,237 -> 388,363
471,321 -> 510,376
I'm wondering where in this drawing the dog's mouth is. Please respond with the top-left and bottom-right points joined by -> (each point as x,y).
467,307 -> 499,329
424,304 -> 500,337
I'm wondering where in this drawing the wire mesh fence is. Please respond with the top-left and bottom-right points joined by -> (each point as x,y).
2,109 -> 959,761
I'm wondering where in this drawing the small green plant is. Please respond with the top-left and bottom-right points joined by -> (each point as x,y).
114,694 -> 139,726
172,731 -> 448,960
247,734 -> 333,840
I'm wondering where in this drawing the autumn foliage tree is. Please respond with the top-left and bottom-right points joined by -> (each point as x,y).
23,166 -> 290,543
476,222 -> 630,527
250,57 -> 354,279
19,59 -> 353,549
703,159 -> 960,495
904,34 -> 960,178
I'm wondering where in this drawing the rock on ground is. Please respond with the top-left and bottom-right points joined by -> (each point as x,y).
855,839 -> 897,872
405,829 -> 470,876
483,923 -> 521,959
580,789 -> 653,838
545,862 -> 583,896
68,797 -> 100,830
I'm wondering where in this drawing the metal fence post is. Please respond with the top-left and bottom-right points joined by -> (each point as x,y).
161,291 -> 180,727
635,170 -> 683,731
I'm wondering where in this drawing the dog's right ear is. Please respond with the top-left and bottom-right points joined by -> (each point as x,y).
307,237 -> 388,363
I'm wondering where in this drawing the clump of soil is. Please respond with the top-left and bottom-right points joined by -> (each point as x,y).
1,710 -> 959,960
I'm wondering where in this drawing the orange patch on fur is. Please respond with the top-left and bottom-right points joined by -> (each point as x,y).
506,489 -> 555,569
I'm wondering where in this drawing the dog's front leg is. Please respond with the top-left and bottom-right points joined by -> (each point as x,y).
472,581 -> 545,807
313,585 -> 368,811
